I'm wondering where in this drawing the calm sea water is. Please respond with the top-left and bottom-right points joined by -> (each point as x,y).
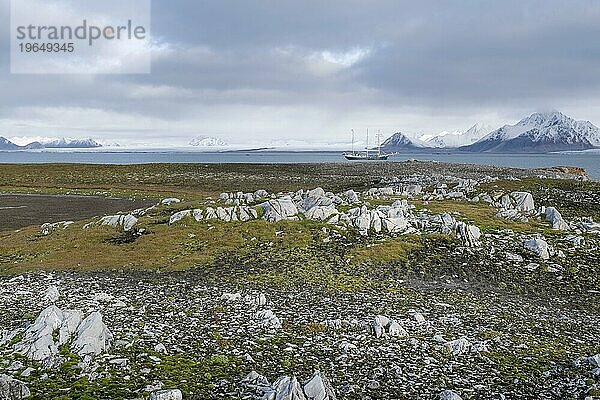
0,150 -> 598,179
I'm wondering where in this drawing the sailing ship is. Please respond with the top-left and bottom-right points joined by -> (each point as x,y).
343,129 -> 392,160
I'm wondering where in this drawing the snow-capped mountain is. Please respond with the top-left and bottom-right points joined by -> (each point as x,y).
3,137 -> 104,150
189,136 -> 228,147
380,132 -> 429,152
0,137 -> 20,150
23,138 -> 103,149
426,123 -> 492,148
46,138 -> 102,148
463,111 -> 600,153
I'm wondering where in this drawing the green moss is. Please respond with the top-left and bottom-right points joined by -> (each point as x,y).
25,346 -> 243,399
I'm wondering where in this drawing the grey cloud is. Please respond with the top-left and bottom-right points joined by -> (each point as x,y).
2,0 -> 600,141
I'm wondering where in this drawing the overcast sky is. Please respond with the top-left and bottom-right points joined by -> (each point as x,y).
2,0 -> 600,146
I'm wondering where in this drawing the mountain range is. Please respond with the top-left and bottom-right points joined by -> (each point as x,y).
381,123 -> 493,152
381,111 -> 600,153
427,123 -> 493,148
461,111 -> 600,153
189,136 -> 228,147
2,111 -> 599,153
0,138 -> 102,150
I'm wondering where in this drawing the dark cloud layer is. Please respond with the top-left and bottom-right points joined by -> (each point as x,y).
1,0 -> 600,142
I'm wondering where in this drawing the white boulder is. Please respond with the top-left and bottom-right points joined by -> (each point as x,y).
305,205 -> 338,222
371,315 -> 407,338
260,197 -> 299,222
100,214 -> 138,231
343,190 -> 360,204
454,222 -> 481,247
300,188 -> 333,211
204,207 -> 218,220
149,389 -> 183,400
588,354 -> 600,368
507,192 -> 535,212
71,312 -> 113,360
15,305 -> 64,361
221,293 -> 241,302
439,390 -> 463,400
382,217 -> 408,234
255,310 -> 282,330
161,198 -> 181,206
303,371 -> 337,400
42,286 -> 60,303
267,376 -> 306,400
545,207 -> 569,231
523,237 -> 550,260
169,210 -> 192,225
192,209 -> 203,221
41,221 -> 73,236
242,371 -> 270,391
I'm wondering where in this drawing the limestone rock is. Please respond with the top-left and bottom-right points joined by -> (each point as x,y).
15,305 -> 64,361
242,371 -> 270,391
169,210 -> 192,225
239,206 -> 258,222
58,310 -> 83,346
42,286 -> 60,303
254,189 -> 269,198
523,237 -> 550,260
454,222 -> 481,247
382,217 -> 408,234
204,207 -> 218,220
255,310 -> 282,330
14,306 -> 83,364
257,371 -> 336,400
439,390 -> 462,400
343,190 -> 359,204
192,209 -> 203,221
545,207 -> 569,231
161,198 -> 181,206
406,184 -> 422,196
371,315 -> 407,338
100,214 -> 138,231
260,197 -> 299,222
300,188 -> 334,212
149,389 -> 183,400
503,191 -> 535,212
221,293 -> 241,302
437,213 -> 456,234
354,211 -> 371,234
305,205 -> 338,222
71,312 -> 113,360
41,221 -> 73,236
252,293 -> 267,307
412,312 -> 426,324
267,376 -> 306,400
387,320 -> 408,337
303,371 -> 337,400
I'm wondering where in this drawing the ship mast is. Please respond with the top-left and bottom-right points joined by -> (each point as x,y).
377,130 -> 382,157
365,128 -> 369,157
351,129 -> 355,154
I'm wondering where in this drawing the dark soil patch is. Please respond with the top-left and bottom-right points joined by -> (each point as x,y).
0,194 -> 154,231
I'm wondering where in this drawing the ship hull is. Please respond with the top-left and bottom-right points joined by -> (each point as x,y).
343,154 -> 390,161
